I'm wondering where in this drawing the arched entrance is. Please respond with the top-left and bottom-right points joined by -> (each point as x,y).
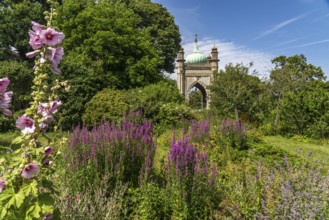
176,35 -> 219,109
188,82 -> 207,109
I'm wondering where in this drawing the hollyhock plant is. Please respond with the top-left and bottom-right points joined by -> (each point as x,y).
0,178 -> 5,193
21,163 -> 40,179
40,28 -> 64,46
16,115 -> 35,134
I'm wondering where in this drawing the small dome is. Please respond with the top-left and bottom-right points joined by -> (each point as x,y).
186,34 -> 207,64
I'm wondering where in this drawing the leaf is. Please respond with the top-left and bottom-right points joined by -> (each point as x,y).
7,191 -> 25,209
11,136 -> 23,145
0,208 -> 7,220
26,202 -> 41,219
22,180 -> 38,197
0,187 -> 15,203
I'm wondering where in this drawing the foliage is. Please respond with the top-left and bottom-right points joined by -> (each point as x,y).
209,63 -> 268,125
127,80 -> 185,123
0,0 -> 47,60
56,174 -> 128,220
156,102 -> 196,133
128,0 -> 181,73
82,88 -> 128,125
0,60 -> 33,112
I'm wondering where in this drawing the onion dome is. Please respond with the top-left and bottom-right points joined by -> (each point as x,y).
185,34 -> 207,64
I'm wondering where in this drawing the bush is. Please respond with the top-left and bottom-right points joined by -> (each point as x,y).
82,88 -> 128,125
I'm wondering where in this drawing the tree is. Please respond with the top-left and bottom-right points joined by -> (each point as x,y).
269,54 -> 326,126
209,63 -> 267,124
0,0 -> 48,60
128,0 -> 181,73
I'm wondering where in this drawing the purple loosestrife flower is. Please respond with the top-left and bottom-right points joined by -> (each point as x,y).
16,115 -> 35,134
21,163 -> 40,179
40,28 -> 64,46
0,178 -> 5,193
44,146 -> 53,156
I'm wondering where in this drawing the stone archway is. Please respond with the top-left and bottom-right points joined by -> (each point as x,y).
187,81 -> 207,109
176,35 -> 219,109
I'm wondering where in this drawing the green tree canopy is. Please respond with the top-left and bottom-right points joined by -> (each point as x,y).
209,63 -> 267,124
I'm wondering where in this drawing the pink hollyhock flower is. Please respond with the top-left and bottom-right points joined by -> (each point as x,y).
16,115 -> 35,134
44,146 -> 53,156
40,28 -> 64,46
49,99 -> 62,114
37,102 -> 49,117
0,178 -> 5,193
0,77 -> 10,93
46,47 -> 64,66
0,91 -> 13,116
29,21 -> 43,50
50,64 -> 61,74
21,163 -> 40,179
31,21 -> 43,33
29,30 -> 43,50
43,159 -> 50,167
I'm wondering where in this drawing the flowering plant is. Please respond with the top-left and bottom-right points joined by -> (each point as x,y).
0,0 -> 67,219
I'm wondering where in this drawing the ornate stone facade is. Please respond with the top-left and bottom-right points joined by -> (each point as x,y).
176,36 -> 219,109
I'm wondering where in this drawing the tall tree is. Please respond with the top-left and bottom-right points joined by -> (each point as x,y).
209,63 -> 267,124
269,54 -> 325,126
128,0 -> 181,73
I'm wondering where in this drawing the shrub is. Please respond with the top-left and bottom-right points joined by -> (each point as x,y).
82,88 -> 128,125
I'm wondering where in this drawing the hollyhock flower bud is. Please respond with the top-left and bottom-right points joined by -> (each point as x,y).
44,146 -> 53,156
50,64 -> 61,74
40,28 -> 64,46
26,50 -> 39,59
0,178 -> 5,193
42,214 -> 53,220
43,159 -> 50,167
16,115 -> 35,134
0,77 -> 10,93
21,163 -> 40,179
0,91 -> 13,116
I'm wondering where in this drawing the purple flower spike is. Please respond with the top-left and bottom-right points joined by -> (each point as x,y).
41,28 -> 64,46
16,115 -> 35,134
42,214 -> 53,220
45,146 -> 53,156
21,163 -> 40,179
0,178 -> 5,193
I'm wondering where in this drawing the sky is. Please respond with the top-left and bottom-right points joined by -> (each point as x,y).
152,0 -> 329,80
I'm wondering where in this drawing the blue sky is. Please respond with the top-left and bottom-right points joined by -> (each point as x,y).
152,0 -> 329,79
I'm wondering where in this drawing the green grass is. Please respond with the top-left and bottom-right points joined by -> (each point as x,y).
262,135 -> 329,165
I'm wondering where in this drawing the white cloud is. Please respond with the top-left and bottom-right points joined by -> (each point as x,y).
170,38 -> 274,80
252,12 -> 310,41
280,39 -> 329,50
